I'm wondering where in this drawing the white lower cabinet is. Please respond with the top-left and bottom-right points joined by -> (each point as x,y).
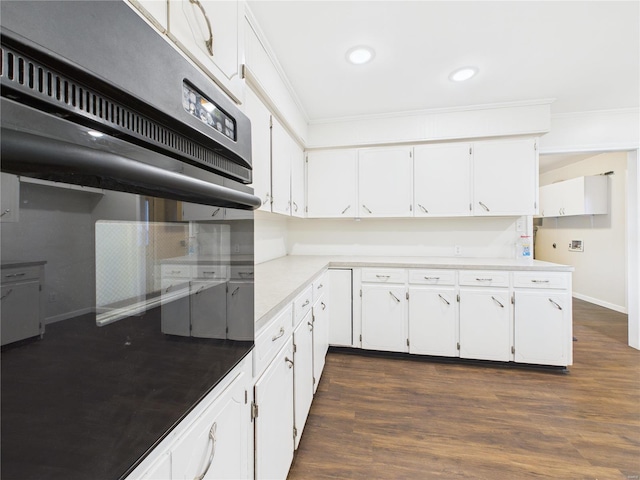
293,313 -> 314,449
361,283 -> 408,353
312,295 -> 329,393
171,366 -> 251,480
408,286 -> 458,357
458,288 -> 511,362
253,340 -> 295,480
328,269 -> 353,347
514,290 -> 572,366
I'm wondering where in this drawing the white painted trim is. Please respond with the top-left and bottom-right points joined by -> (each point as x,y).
572,293 -> 627,315
627,149 -> 639,350
46,307 -> 94,324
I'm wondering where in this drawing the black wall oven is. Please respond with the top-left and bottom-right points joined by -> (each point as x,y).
0,2 -> 259,479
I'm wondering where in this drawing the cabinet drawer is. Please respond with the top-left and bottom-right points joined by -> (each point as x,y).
230,266 -> 254,280
161,264 -> 192,279
1,266 -> 41,284
192,265 -> 227,280
459,270 -> 509,287
293,285 -> 313,327
361,268 -> 406,284
254,304 -> 293,377
408,269 -> 456,286
312,271 -> 328,302
513,272 -> 570,290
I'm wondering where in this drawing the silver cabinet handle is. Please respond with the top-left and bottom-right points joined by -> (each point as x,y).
231,286 -> 240,296
376,275 -> 391,279
285,357 -> 294,369
211,208 -> 221,217
389,291 -> 401,303
424,276 -> 440,281
5,272 -> 26,278
263,193 -> 270,205
317,283 -> 324,290
341,205 -> 351,214
0,209 -> 11,217
321,301 -> 326,311
418,204 -> 428,213
293,201 -> 299,212
549,298 -> 563,310
1,289 -> 13,301
195,285 -> 206,294
362,204 -> 372,214
202,271 -> 216,276
531,279 -> 550,284
302,299 -> 310,307
238,271 -> 254,277
478,201 -> 490,212
476,278 -> 493,282
271,327 -> 285,342
189,0 -> 214,56
165,284 -> 173,293
438,294 -> 450,306
492,296 -> 505,308
194,422 -> 217,480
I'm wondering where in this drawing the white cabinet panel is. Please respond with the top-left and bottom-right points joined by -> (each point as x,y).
361,284 -> 408,353
514,290 -> 571,366
306,149 -> 358,218
167,0 -> 244,101
312,295 -> 329,393
293,312 -> 314,449
413,143 -> 472,216
290,141 -> 305,218
358,147 -> 413,217
244,88 -> 272,211
226,281 -> 254,341
254,341 -> 295,480
328,269 -> 353,347
408,286 -> 458,357
271,117 -> 292,216
171,367 -> 250,480
539,176 -> 608,218
0,173 -> 19,223
459,288 -> 511,362
473,138 -> 538,216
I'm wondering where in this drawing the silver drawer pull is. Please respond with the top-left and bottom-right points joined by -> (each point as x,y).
531,279 -> 550,284
418,204 -> 428,213
202,271 -> 216,276
308,321 -> 314,331
165,284 -> 173,293
492,296 -> 505,308
5,272 -> 26,278
1,289 -> 13,301
317,283 -> 324,290
0,208 -> 11,217
285,357 -> 294,369
376,275 -> 391,279
211,208 -> 220,217
476,278 -> 493,282
424,276 -> 440,281
302,299 -> 310,308
271,327 -> 285,342
341,205 -> 351,214
438,294 -> 450,306
238,271 -> 254,277
195,286 -> 205,294
170,270 -> 181,275
362,204 -> 372,214
231,286 -> 240,296
549,298 -> 563,310
478,201 -> 490,212
321,301 -> 326,311
194,422 -> 217,480
389,291 -> 401,303
189,0 -> 214,56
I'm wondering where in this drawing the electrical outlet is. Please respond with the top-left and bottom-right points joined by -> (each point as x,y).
454,245 -> 462,256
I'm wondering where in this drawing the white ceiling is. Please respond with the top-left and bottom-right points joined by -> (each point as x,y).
247,1 -> 639,123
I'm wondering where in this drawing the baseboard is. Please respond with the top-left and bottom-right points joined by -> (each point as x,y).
46,307 -> 94,324
572,293 -> 628,314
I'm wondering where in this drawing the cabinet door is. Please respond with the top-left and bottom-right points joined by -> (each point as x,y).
290,141 -> 305,218
190,282 -> 227,339
559,177 -> 586,216
270,118 -> 292,216
226,281 -> 254,341
244,89 -> 272,211
361,284 -> 408,353
306,150 -> 358,218
312,296 -> 329,393
182,202 -> 225,221
459,288 -> 511,361
473,138 -> 538,216
328,269 -> 353,347
358,148 -> 413,217
413,144 -> 472,216
171,368 -> 250,480
0,173 -> 20,223
167,0 -> 243,101
408,286 -> 458,357
254,341 -> 295,480
0,281 -> 41,346
514,291 -> 570,366
293,313 -> 314,449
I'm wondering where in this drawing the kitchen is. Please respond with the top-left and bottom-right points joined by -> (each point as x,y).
1,1 -> 638,479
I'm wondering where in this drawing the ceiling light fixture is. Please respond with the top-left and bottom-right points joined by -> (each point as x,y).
449,66 -> 479,82
346,46 -> 375,65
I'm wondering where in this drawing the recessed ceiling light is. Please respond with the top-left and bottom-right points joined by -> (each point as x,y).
346,46 -> 375,65
449,66 -> 479,82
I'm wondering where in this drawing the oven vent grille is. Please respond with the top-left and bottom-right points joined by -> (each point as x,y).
0,45 -> 250,183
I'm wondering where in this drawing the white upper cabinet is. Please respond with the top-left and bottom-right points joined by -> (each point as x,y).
168,0 -> 244,102
539,176 -> 608,218
244,88 -> 272,211
472,138 -> 538,216
413,143 -> 472,217
358,147 -> 413,217
306,149 -> 358,218
270,117 -> 292,216
290,141 -> 305,218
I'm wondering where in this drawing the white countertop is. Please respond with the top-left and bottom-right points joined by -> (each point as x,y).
254,255 -> 573,330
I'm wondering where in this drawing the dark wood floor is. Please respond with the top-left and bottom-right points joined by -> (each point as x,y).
288,299 -> 640,480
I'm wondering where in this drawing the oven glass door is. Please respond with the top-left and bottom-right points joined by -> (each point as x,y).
0,173 -> 254,480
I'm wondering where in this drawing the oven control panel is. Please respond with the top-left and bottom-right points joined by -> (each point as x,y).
182,83 -> 236,141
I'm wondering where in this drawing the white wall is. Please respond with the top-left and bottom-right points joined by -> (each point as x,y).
254,210 -> 289,264
628,150 -> 639,348
285,216 -> 524,259
535,152 -> 628,312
